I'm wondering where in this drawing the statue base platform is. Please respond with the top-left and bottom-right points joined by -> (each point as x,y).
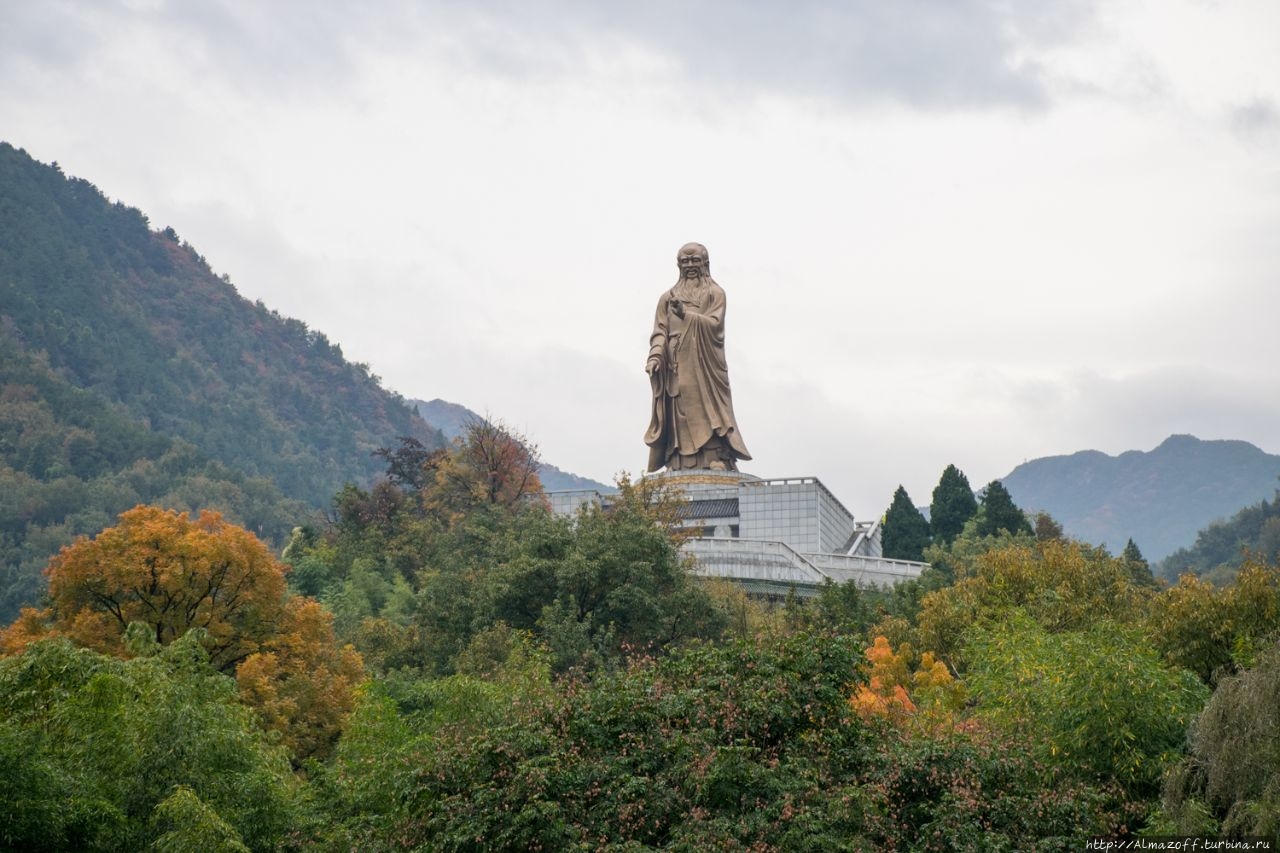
641,468 -> 760,489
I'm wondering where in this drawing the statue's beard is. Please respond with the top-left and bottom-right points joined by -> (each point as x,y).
675,270 -> 713,293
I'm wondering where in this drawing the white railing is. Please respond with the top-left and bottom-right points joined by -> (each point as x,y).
805,551 -> 924,589
682,537 -> 925,591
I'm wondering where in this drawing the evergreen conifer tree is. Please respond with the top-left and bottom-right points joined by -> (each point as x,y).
1122,538 -> 1156,586
975,480 -> 1033,537
882,485 -> 931,562
930,464 -> 978,545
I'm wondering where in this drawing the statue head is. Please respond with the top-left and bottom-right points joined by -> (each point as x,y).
677,242 -> 710,279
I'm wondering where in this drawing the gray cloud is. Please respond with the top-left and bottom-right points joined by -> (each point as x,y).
1012,366 -> 1280,462
3,0 -> 1097,110
609,0 -> 1067,109
448,0 -> 1095,109
7,0 -> 1274,522
1,0 -> 377,97
0,1 -> 98,72
1230,97 -> 1280,146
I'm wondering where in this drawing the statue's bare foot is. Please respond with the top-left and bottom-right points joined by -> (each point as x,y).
709,461 -> 727,471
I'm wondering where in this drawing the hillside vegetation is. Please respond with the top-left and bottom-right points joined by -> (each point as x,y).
0,142 -> 440,619
1159,491 -> 1280,584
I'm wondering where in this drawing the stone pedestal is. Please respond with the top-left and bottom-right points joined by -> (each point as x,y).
643,469 -> 760,489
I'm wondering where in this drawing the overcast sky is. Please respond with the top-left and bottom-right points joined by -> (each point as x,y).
4,0 -> 1279,519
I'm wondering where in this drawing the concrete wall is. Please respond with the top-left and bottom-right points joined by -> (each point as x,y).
738,479 -> 819,552
738,477 -> 855,553
814,481 -> 856,553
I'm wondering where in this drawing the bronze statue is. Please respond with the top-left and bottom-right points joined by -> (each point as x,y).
644,242 -> 751,472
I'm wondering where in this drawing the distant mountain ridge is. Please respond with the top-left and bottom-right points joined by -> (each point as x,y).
411,398 -> 613,493
1001,435 -> 1280,561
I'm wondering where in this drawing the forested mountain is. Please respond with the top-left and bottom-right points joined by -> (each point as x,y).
0,142 -> 441,618
411,398 -> 479,440
1158,491 -> 1280,583
1001,435 -> 1280,561
411,397 -> 612,492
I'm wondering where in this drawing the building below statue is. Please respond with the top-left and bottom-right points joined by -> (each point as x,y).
547,470 -> 927,597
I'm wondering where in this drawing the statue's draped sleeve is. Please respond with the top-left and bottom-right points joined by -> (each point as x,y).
644,291 -> 671,471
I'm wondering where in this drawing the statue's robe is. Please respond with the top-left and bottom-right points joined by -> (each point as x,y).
645,276 -> 751,472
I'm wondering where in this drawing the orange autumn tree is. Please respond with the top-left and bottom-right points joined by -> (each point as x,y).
851,635 -> 917,722
851,635 -> 964,727
0,605 -> 50,656
428,418 -> 545,516
1,505 -> 363,760
43,505 -> 287,669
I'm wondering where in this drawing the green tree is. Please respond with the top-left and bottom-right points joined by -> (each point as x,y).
929,464 -> 978,546
975,480 -> 1033,538
881,485 -> 931,562
966,611 -> 1209,797
799,578 -> 876,636
1159,642 -> 1280,836
1122,538 -> 1157,587
150,787 -> 253,853
309,627 -> 1125,850
397,474 -> 726,675
0,634 -> 296,851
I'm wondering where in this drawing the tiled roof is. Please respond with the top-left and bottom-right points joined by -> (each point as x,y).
677,498 -> 740,520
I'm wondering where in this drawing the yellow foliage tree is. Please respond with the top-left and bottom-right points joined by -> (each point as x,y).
0,505 -> 363,760
42,505 -> 287,670
851,635 -> 917,722
916,538 -> 1153,666
1148,558 -> 1280,683
235,597 -> 365,760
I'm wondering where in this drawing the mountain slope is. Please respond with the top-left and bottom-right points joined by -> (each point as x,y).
0,142 -> 439,499
0,142 -> 442,617
1001,435 -> 1280,561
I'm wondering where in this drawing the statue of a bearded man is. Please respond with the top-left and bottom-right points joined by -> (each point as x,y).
644,242 -> 751,473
